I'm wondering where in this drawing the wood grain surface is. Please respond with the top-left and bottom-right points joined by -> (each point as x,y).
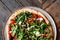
0,0 -> 60,40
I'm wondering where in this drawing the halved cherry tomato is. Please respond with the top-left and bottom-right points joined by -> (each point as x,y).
8,26 -> 11,31
32,13 -> 42,18
8,31 -> 12,36
8,26 -> 10,38
32,13 -> 38,18
10,19 -> 16,24
14,35 -> 17,40
8,26 -> 12,38
28,18 -> 34,23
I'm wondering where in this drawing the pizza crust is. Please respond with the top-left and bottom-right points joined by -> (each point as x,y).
5,8 -> 53,40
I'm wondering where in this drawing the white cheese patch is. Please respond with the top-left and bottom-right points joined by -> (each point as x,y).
19,21 -> 22,25
27,26 -> 35,31
36,31 -> 40,36
10,31 -> 12,33
27,27 -> 30,31
37,18 -> 43,22
34,31 -> 40,36
31,26 -> 35,28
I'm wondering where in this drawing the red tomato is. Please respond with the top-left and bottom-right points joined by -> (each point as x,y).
32,13 -> 38,18
10,19 -> 16,24
32,13 -> 42,18
8,26 -> 12,38
28,18 -> 33,23
23,26 -> 27,28
14,36 -> 17,40
8,31 -> 12,35
8,26 -> 11,31
8,26 -> 11,38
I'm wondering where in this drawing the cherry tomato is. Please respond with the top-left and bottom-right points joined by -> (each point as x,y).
32,13 -> 42,18
8,26 -> 10,38
32,13 -> 38,18
28,18 -> 33,23
8,26 -> 12,38
10,19 -> 16,24
8,26 -> 11,31
14,36 -> 17,40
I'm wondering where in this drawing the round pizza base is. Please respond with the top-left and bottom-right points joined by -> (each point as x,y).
5,8 -> 53,40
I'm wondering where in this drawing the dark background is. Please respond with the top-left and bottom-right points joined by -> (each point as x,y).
0,0 -> 60,40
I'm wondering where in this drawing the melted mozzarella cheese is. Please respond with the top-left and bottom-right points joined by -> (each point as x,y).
37,18 -> 43,22
34,31 -> 40,36
19,21 -> 22,25
27,27 -> 30,30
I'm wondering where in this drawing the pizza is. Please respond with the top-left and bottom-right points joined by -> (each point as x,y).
5,8 -> 53,40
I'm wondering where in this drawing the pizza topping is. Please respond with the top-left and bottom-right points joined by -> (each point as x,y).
34,31 -> 40,36
8,26 -> 11,31
10,19 -> 16,24
9,11 -> 53,40
27,27 -> 30,31
9,31 -> 12,35
18,21 -> 22,25
44,29 -> 50,34
15,12 -> 25,23
32,13 -> 38,18
14,36 -> 17,40
11,24 -> 18,37
37,18 -> 43,22
28,18 -> 33,23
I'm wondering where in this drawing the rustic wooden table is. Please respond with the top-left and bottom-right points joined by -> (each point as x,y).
0,0 -> 60,40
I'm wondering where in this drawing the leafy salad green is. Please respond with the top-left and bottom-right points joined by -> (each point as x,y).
9,11 -> 52,40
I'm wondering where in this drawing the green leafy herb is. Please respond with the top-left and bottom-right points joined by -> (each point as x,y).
16,26 -> 24,40
15,12 -> 25,23
37,36 -> 44,40
25,11 -> 33,18
44,30 -> 50,33
11,24 -> 18,36
40,22 -> 47,29
17,31 -> 24,40
10,11 -> 52,40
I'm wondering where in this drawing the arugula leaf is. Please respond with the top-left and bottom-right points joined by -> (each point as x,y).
17,31 -> 24,40
39,28 -> 44,34
41,22 -> 47,27
44,36 -> 51,40
44,30 -> 50,33
34,20 -> 40,26
26,21 -> 29,27
37,36 -> 51,40
47,36 -> 51,39
37,36 -> 44,40
16,26 -> 24,40
40,22 -> 47,29
11,24 -> 18,36
15,12 -> 25,23
25,11 -> 33,18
